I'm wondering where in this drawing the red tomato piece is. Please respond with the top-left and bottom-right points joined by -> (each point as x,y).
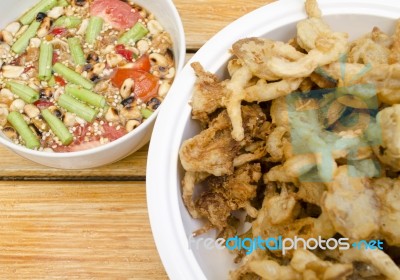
115,44 -> 134,61
50,27 -> 67,36
111,69 -> 159,102
34,100 -> 54,110
55,76 -> 66,86
52,52 -> 59,64
102,124 -> 127,141
132,54 -> 151,72
90,0 -> 141,30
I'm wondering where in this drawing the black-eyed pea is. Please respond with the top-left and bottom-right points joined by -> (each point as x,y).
149,53 -> 169,67
105,107 -> 119,122
15,25 -> 28,38
10,99 -> 25,112
37,17 -> 52,38
164,67 -> 175,79
5,22 -> 21,36
0,43 -> 10,57
32,117 -> 49,131
147,97 -> 162,110
63,112 -> 76,127
0,107 -> 9,127
2,65 -> 24,78
121,106 -> 141,120
158,81 -> 171,98
1,30 -> 13,45
47,6 -> 64,19
106,53 -> 124,68
0,88 -> 14,105
137,40 -> 149,54
125,119 -> 141,132
48,105 -> 63,119
92,62 -> 105,75
120,78 -> 134,99
147,20 -> 163,35
24,104 -> 40,118
2,126 -> 17,139
77,18 -> 89,35
29,38 -> 41,48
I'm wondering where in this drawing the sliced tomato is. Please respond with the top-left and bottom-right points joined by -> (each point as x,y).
52,52 -> 59,64
111,55 -> 151,86
90,0 -> 141,30
111,69 -> 159,102
102,124 -> 127,141
50,27 -> 67,36
115,44 -> 134,61
55,76 -> 66,86
132,54 -> 150,72
34,100 -> 54,110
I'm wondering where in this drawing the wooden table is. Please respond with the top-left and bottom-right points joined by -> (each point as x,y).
0,1 -> 270,279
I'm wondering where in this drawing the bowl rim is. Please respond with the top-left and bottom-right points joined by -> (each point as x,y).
0,0 -> 186,159
146,0 -> 400,279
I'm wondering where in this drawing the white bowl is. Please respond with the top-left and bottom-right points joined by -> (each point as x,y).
147,0 -> 400,279
0,0 -> 185,169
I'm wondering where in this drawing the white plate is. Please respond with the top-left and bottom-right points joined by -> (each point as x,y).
147,0 -> 400,279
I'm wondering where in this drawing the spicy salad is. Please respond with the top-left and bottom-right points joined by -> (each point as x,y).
0,0 -> 175,152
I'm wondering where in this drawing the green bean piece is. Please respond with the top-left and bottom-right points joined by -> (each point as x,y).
53,63 -> 94,89
85,16 -> 103,44
38,41 -> 53,80
67,37 -> 86,66
48,75 -> 56,87
7,112 -> 40,149
118,23 -> 149,45
58,94 -> 97,122
65,84 -> 106,108
141,108 -> 153,119
54,16 -> 82,28
19,0 -> 57,25
11,20 -> 41,54
7,81 -> 40,104
57,0 -> 69,7
41,109 -> 73,145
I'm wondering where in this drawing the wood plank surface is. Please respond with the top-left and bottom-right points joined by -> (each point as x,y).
0,182 -> 167,279
176,0 -> 274,49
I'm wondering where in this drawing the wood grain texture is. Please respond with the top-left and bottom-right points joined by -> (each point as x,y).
0,145 -> 148,179
0,181 -> 167,280
175,0 -> 274,49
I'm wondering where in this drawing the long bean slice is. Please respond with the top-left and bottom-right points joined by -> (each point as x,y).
11,20 -> 41,54
7,112 -> 40,149
38,41 -> 53,80
65,84 -> 106,108
19,0 -> 57,25
54,16 -> 82,28
41,109 -> 73,145
53,63 -> 94,89
57,0 -> 69,7
118,22 -> 149,45
67,38 -> 86,66
85,16 -> 103,44
141,108 -> 153,119
58,94 -> 97,122
7,81 -> 40,104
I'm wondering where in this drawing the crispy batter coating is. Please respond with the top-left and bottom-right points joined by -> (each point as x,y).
323,165 -> 380,240
190,62 -> 226,124
180,0 -> 400,278
373,105 -> 400,170
179,110 -> 240,176
194,163 -> 261,234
